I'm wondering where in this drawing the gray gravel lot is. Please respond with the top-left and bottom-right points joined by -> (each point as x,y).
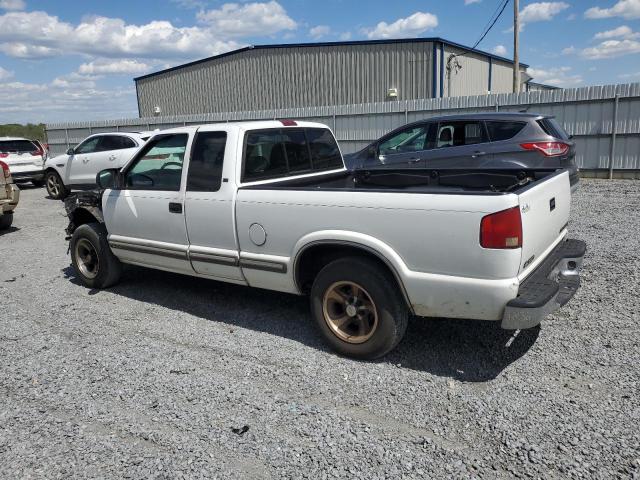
1,180 -> 639,479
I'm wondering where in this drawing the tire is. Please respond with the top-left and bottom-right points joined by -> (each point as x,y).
32,179 -> 45,187
45,170 -> 68,200
70,223 -> 122,289
0,212 -> 13,230
310,256 -> 408,360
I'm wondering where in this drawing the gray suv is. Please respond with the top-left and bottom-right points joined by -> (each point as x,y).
344,113 -> 579,189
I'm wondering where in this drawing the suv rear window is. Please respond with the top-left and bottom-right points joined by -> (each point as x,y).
243,128 -> 342,182
486,121 -> 526,142
0,140 -> 36,153
537,118 -> 569,140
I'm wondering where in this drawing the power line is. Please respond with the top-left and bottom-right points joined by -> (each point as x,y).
472,0 -> 510,51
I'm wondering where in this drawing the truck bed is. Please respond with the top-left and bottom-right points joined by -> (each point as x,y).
241,168 -> 562,195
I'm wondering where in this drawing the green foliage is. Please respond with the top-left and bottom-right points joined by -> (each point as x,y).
0,123 -> 46,141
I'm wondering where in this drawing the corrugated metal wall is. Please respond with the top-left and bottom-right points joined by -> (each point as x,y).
47,82 -> 640,171
136,43 -> 435,117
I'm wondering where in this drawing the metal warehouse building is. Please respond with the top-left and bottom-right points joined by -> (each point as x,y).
135,37 -> 550,117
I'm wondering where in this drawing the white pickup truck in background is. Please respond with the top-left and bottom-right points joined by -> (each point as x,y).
63,120 -> 586,359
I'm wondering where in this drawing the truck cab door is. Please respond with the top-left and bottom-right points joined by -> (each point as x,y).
103,133 -> 192,274
183,129 -> 245,282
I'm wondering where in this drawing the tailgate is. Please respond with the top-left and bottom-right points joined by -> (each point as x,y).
518,171 -> 571,274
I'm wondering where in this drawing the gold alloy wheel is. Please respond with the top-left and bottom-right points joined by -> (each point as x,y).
322,281 -> 379,344
75,238 -> 99,279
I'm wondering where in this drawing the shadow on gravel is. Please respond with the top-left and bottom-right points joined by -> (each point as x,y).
0,226 -> 20,236
63,265 -> 539,382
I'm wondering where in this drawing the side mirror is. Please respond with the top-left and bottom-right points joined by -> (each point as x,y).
367,145 -> 377,158
96,168 -> 122,190
66,147 -> 75,155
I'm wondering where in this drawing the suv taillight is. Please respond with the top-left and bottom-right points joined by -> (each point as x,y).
31,146 -> 44,157
520,142 -> 569,157
480,207 -> 522,249
0,153 -> 8,158
0,160 -> 10,179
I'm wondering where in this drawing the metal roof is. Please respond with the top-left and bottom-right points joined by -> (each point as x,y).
134,37 -> 529,82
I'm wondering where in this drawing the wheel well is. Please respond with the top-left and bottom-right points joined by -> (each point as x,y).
294,243 -> 411,309
69,207 -> 101,230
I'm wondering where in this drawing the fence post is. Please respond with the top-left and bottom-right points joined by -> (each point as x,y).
608,94 -> 620,180
495,100 -> 499,112
64,128 -> 69,150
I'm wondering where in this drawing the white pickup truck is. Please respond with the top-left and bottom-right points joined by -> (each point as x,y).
63,120 -> 585,359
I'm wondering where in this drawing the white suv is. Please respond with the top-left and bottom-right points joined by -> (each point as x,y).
44,132 -> 150,199
0,137 -> 46,187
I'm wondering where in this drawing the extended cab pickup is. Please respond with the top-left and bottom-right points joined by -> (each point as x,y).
64,121 -> 586,359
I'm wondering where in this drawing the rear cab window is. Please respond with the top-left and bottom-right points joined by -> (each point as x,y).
486,121 -> 527,142
242,127 -> 342,182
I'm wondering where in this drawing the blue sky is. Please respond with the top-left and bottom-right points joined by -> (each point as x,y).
0,0 -> 639,123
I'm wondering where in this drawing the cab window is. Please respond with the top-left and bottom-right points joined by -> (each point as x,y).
124,134 -> 187,191
379,125 -> 428,156
187,131 -> 227,192
75,137 -> 101,154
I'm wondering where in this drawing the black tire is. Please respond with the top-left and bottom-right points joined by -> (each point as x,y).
0,212 -> 13,230
310,256 -> 408,360
70,223 -> 122,289
45,170 -> 68,200
32,179 -> 45,187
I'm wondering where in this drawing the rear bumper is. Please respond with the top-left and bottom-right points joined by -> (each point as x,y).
501,238 -> 586,330
1,184 -> 20,213
11,169 -> 44,181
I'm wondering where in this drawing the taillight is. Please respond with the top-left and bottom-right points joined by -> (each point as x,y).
520,142 -> 569,157
0,160 -> 10,179
480,206 -> 522,249
0,153 -> 8,158
31,147 -> 44,157
279,119 -> 297,126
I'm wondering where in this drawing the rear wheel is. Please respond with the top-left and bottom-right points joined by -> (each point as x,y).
0,212 -> 13,230
70,223 -> 121,288
45,170 -> 67,199
310,257 -> 408,359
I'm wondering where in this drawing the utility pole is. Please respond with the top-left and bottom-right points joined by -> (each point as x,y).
513,0 -> 520,93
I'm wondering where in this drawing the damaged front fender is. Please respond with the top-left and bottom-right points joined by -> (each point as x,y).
64,191 -> 104,238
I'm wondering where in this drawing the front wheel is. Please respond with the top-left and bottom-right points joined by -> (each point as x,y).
70,223 -> 122,288
310,257 -> 408,360
45,170 -> 67,199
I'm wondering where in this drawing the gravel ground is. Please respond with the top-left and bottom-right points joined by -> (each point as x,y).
1,180 -> 639,479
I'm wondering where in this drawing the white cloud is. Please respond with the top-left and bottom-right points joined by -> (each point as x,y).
0,78 -> 137,123
309,25 -> 330,39
585,0 -> 640,20
581,38 -> 640,59
618,71 -> 640,79
0,9 -> 258,60
520,2 -> 570,23
0,66 -> 13,79
362,12 -> 438,39
492,44 -> 507,56
339,31 -> 352,41
526,66 -> 583,87
196,1 -> 296,37
593,25 -> 639,40
0,0 -> 25,11
465,0 -> 481,4
78,59 -> 153,75
561,45 -> 576,54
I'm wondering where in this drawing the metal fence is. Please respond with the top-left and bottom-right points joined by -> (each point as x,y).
46,82 -> 640,174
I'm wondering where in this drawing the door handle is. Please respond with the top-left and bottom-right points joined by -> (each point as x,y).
472,151 -> 487,158
82,157 -> 89,163
168,202 -> 182,214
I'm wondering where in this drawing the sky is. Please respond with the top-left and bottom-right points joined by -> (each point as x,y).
0,0 -> 639,123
